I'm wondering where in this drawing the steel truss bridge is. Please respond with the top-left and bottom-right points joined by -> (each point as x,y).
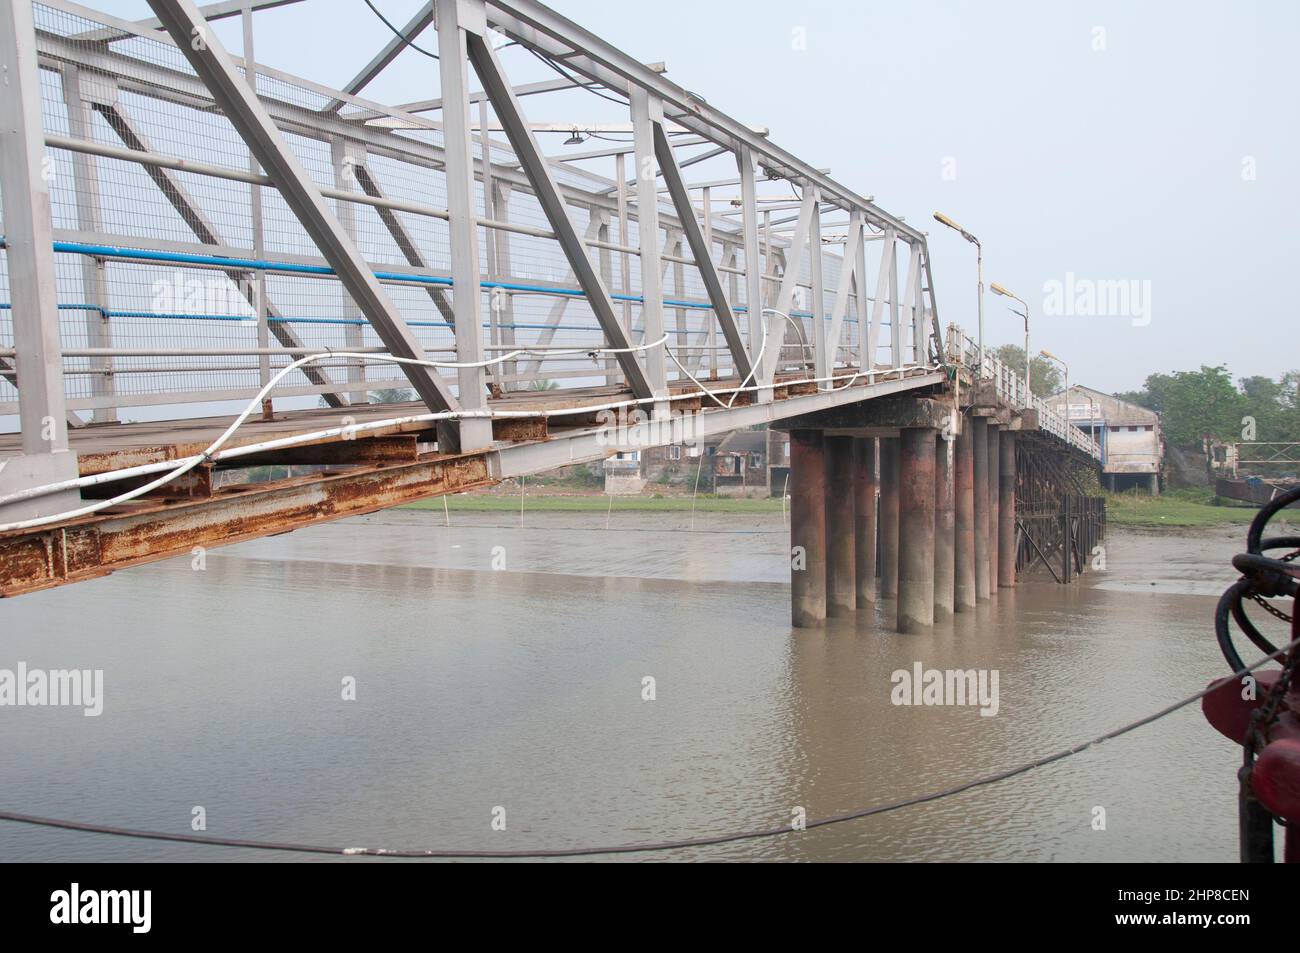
0,0 -> 1100,604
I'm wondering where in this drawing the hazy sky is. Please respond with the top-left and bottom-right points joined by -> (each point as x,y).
86,0 -> 1299,394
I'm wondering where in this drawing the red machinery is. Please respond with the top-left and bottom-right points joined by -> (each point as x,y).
1203,485 -> 1300,862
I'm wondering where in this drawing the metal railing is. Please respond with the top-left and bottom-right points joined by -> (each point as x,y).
946,325 -> 1100,459
0,0 -> 945,439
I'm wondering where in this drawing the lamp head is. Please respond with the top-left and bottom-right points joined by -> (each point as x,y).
932,211 -> 977,245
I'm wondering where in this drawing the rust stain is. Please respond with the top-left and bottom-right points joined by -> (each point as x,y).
0,453 -> 495,598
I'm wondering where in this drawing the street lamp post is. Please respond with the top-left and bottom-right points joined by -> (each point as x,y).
1039,349 -> 1070,426
990,282 -> 1030,400
1039,348 -> 1068,400
933,212 -> 983,372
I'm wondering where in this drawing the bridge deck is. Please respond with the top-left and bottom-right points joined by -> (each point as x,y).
0,368 -> 867,476
0,367 -> 952,597
0,383 -> 630,475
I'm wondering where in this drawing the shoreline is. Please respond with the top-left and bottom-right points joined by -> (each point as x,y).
403,486 -> 1271,529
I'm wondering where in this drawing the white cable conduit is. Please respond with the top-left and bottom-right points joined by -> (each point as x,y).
0,319 -> 937,532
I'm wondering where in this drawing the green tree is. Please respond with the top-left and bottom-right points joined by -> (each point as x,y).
1119,366 -> 1246,446
992,344 -> 1061,398
1116,367 -> 1300,448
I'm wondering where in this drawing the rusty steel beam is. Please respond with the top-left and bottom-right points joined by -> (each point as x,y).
0,452 -> 493,598
231,434 -> 422,468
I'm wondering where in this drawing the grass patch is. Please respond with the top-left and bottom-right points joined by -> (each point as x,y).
403,485 -> 1272,526
404,494 -> 784,514
1104,486 -> 1260,528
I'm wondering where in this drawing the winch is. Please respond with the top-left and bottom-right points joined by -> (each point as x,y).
1203,485 -> 1300,862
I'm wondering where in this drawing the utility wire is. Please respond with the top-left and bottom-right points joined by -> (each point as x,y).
1,637 -> 1292,859
526,48 -> 628,107
363,0 -> 438,59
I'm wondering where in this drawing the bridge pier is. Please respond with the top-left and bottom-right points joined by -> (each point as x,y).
954,414 -> 977,611
934,432 -> 956,621
854,437 -> 878,606
879,436 -> 900,600
972,416 -> 991,601
998,430 -> 1017,589
776,394 -> 1038,630
898,427 -> 937,632
790,430 -> 828,628
988,424 -> 1001,593
825,436 -> 856,617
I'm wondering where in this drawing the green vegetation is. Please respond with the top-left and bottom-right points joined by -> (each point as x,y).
1103,487 -> 1262,528
402,486 -> 1288,527
318,387 -> 414,408
404,494 -> 783,514
992,344 -> 1062,398
1115,366 -> 1299,447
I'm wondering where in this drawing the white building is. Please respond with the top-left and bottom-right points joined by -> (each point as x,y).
1045,385 -> 1163,494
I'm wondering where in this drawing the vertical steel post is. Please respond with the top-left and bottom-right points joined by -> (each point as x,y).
934,431 -> 955,620
738,146 -> 762,360
825,435 -> 856,616
809,195 -> 828,388
0,0 -> 71,454
596,210 -> 616,388
479,100 -> 502,390
61,66 -> 116,422
436,0 -> 492,449
670,234 -> 686,374
879,435 -> 901,598
972,417 -> 990,600
241,6 -> 270,393
790,430 -> 827,628
887,234 -> 901,367
491,180 -> 517,384
1062,490 -> 1073,584
615,152 -> 632,358
702,185 -> 715,373
331,137 -> 368,405
853,226 -> 869,372
898,426 -> 937,632
853,437 -> 878,606
630,87 -> 668,397
998,430 -> 1017,589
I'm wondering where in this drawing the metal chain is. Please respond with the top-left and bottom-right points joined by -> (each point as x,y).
1249,548 -> 1299,623
1247,644 -> 1298,757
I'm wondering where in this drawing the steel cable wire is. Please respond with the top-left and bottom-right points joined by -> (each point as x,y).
0,636 -> 1294,859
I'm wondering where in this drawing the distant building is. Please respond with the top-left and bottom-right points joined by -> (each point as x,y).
602,429 -> 789,496
602,451 -> 644,495
712,430 -> 771,497
767,430 -> 790,497
1045,385 -> 1163,493
640,438 -> 713,483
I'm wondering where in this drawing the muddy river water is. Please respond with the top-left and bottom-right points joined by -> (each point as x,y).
0,509 -> 1274,861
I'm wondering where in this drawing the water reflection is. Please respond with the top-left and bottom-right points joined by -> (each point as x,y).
0,511 -> 1250,861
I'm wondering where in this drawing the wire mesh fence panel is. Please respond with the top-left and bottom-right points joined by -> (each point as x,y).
1,0 -> 888,425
